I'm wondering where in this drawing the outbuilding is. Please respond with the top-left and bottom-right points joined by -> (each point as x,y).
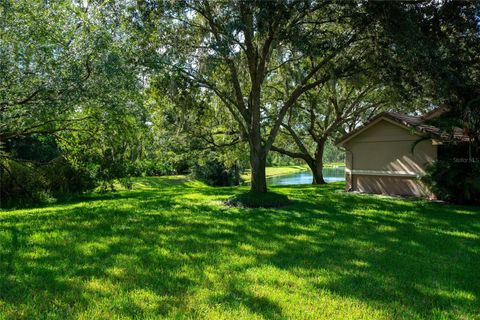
336,108 -> 467,198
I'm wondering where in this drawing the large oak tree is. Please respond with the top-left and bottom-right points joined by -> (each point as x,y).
137,0 -> 375,193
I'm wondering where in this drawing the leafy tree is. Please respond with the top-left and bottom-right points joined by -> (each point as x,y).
144,71 -> 246,176
0,0 -> 146,203
137,0 -> 377,193
271,74 -> 392,184
369,1 -> 480,202
269,1 -> 479,189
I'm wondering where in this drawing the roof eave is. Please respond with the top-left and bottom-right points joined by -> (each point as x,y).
335,113 -> 424,147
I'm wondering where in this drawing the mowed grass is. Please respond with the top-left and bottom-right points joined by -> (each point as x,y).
1,176 -> 479,319
241,165 -> 308,181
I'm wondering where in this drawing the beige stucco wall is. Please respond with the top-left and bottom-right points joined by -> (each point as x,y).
343,118 -> 437,197
353,175 -> 432,197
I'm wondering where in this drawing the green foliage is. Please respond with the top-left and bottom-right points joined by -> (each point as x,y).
1,177 -> 479,318
0,157 -> 96,207
2,0 -> 478,202
192,157 -> 241,187
375,2 -> 480,205
143,71 -> 247,178
0,136 -> 98,206
270,71 -> 399,182
323,140 -> 345,164
0,0 -> 148,201
1,1 -> 142,140
3,136 -> 60,163
133,160 -> 176,177
138,1 -> 384,192
423,160 -> 480,205
367,2 -> 479,110
266,153 -> 301,167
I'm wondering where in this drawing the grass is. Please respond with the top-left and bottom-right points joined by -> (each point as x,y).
241,165 -> 308,181
323,161 -> 345,168
225,191 -> 291,208
1,176 -> 479,319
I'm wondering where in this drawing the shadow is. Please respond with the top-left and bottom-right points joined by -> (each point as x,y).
0,179 -> 479,318
209,281 -> 283,319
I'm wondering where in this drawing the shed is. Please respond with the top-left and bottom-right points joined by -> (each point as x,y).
336,108 -> 467,198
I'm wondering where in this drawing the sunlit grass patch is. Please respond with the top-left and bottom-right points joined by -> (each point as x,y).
1,176 -> 479,319
241,165 -> 308,181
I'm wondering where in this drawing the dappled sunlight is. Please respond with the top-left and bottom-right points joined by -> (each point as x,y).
1,176 -> 479,318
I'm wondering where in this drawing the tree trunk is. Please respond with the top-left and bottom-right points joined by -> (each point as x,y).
310,139 -> 327,185
310,160 -> 326,184
248,90 -> 268,193
250,148 -> 267,193
305,158 -> 326,184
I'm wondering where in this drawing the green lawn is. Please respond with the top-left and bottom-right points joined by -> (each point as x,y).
323,161 -> 345,168
241,165 -> 308,181
1,177 -> 479,319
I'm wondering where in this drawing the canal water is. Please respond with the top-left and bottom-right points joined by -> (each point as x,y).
267,167 -> 345,186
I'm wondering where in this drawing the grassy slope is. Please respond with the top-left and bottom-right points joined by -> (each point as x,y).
241,165 -> 308,181
241,163 -> 345,182
323,161 -> 345,168
1,176 -> 479,319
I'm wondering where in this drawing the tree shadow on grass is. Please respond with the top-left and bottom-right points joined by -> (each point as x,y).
0,195 -> 198,318
0,181 -> 479,318
193,183 -> 480,318
208,280 -> 284,319
253,187 -> 480,318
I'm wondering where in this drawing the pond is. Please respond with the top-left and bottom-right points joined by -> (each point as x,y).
267,167 -> 345,186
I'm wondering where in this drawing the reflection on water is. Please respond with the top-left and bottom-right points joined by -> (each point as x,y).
267,167 -> 345,185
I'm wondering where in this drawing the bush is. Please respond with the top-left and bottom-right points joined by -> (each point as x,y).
0,136 -> 101,206
135,160 -> 177,176
0,158 -> 96,207
422,159 -> 480,205
191,159 -> 241,186
225,192 -> 291,208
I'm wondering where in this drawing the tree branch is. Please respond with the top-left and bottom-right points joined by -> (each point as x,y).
270,145 -> 309,160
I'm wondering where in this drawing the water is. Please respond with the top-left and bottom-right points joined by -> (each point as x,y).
267,167 -> 345,186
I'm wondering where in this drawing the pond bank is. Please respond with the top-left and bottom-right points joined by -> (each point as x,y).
241,163 -> 344,182
267,167 -> 345,185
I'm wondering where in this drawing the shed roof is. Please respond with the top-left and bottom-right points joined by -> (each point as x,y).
336,109 -> 469,146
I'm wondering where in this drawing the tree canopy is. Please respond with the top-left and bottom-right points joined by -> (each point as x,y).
1,0 -> 478,205
135,0 -> 390,192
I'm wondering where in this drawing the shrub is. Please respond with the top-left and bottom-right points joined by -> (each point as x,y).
191,159 -> 241,186
422,160 -> 480,205
136,160 -> 177,176
0,158 -> 96,207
